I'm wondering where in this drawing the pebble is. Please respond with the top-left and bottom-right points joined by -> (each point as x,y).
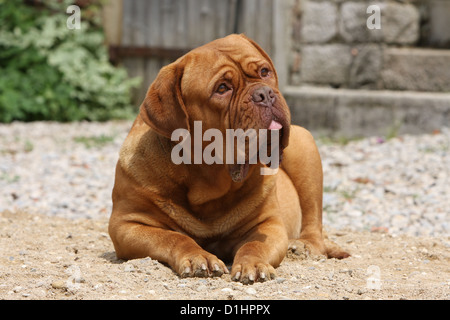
327,271 -> 334,280
339,269 -> 353,276
245,288 -> 257,295
276,277 -> 287,284
51,280 -> 67,290
196,284 -> 208,292
0,121 -> 448,237
123,264 -> 135,272
13,286 -> 22,293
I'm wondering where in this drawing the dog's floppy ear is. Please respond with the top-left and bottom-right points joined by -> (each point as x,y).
239,34 -> 279,85
139,60 -> 190,138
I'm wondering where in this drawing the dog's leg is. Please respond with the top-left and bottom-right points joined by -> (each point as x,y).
281,125 -> 349,259
230,216 -> 288,284
109,221 -> 229,277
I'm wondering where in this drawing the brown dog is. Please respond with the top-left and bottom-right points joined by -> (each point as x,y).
109,34 -> 349,284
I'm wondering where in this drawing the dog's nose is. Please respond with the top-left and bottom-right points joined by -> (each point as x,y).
251,86 -> 275,108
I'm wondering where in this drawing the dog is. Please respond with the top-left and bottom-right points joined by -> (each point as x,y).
109,34 -> 349,284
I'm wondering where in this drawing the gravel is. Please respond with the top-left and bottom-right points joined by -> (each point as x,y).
0,121 -> 130,220
0,121 -> 448,237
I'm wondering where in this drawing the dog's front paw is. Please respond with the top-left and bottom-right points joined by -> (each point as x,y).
177,251 -> 229,278
231,258 -> 276,285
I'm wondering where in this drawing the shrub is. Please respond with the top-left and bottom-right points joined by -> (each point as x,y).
0,0 -> 140,122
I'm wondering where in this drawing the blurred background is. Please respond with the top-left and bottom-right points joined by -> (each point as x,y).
1,0 -> 449,138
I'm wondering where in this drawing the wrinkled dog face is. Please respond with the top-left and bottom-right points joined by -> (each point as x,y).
181,35 -> 291,180
140,34 -> 291,182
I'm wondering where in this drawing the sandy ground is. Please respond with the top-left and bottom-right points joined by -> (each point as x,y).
0,210 -> 448,300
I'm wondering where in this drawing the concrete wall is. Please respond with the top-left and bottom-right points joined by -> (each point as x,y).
288,0 -> 450,92
284,0 -> 450,138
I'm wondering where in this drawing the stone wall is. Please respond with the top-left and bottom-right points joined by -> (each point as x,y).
289,0 -> 450,92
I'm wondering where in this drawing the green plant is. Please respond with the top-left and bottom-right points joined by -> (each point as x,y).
0,0 -> 140,122
73,134 -> 115,148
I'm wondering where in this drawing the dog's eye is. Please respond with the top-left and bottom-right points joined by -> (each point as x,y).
260,68 -> 270,77
216,83 -> 230,94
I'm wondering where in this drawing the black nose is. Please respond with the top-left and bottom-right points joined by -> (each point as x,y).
251,86 -> 275,108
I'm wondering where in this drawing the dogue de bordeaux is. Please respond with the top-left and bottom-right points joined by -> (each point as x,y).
109,34 -> 349,284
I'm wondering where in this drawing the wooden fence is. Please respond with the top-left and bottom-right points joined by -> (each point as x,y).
103,0 -> 290,105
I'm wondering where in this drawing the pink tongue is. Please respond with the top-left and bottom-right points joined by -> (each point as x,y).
269,120 -> 283,130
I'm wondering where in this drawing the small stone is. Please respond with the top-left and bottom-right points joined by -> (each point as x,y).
409,271 -> 420,278
196,284 -> 207,292
123,264 -> 135,272
51,280 -> 66,290
276,277 -> 287,284
221,288 -> 233,293
348,210 -> 362,217
245,288 -> 257,295
13,286 -> 22,293
339,269 -> 353,276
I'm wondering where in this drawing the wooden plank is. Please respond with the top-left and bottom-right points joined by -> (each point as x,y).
238,0 -> 273,55
161,0 -> 177,48
121,0 -> 133,46
240,0 -> 257,39
257,0 -> 273,55
145,0 -> 164,98
214,0 -> 234,38
120,0 -> 145,105
228,0 -> 238,34
201,0 -> 215,44
186,0 -> 203,47
102,0 -> 123,46
272,0 -> 290,90
133,0 -> 147,45
148,0 -> 162,47
116,0 -> 287,102
133,0 -> 148,103
175,0 -> 189,48
109,46 -> 190,60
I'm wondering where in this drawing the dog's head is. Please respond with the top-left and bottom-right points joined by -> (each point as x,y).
140,34 -> 291,182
